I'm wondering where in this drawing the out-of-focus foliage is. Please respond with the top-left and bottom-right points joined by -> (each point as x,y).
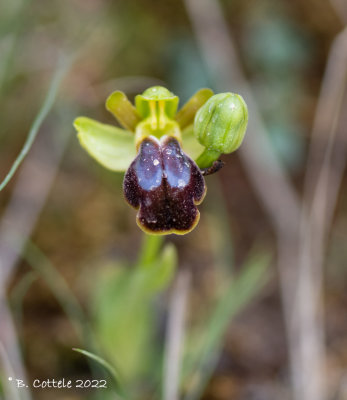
91,239 -> 177,388
1,0 -> 345,400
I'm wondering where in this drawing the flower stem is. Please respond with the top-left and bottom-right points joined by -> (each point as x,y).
137,234 -> 164,267
196,148 -> 221,169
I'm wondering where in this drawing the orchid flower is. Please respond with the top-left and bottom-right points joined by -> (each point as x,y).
73,86 -> 248,235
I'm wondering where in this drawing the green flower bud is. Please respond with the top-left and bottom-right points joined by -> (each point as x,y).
194,93 -> 248,168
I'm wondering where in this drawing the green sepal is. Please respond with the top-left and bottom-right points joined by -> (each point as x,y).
106,91 -> 141,131
181,125 -> 205,161
74,116 -> 136,172
135,86 -> 179,119
175,88 -> 214,129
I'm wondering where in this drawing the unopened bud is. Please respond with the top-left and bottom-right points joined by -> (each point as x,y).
194,93 -> 248,168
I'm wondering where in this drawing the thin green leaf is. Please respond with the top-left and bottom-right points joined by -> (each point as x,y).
74,116 -> 136,171
0,54 -> 72,192
175,88 -> 214,129
72,348 -> 122,388
181,125 -> 205,161
106,90 -> 141,131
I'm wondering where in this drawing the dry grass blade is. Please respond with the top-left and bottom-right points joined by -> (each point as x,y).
0,341 -> 22,400
295,26 -> 347,400
0,307 -> 31,400
304,27 -> 347,205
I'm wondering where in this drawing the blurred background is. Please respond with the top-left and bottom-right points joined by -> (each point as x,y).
0,0 -> 346,399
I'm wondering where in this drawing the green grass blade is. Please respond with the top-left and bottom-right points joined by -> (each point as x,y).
0,54 -> 72,192
72,348 -> 124,396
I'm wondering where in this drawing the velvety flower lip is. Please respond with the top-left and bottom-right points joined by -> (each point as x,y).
123,135 -> 206,235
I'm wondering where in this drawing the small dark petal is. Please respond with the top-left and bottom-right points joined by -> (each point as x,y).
123,136 -> 206,235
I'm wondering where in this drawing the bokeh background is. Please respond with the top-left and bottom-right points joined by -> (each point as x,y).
0,0 -> 347,399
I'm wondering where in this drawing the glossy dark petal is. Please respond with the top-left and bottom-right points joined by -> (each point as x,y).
135,138 -> 162,191
123,136 -> 206,234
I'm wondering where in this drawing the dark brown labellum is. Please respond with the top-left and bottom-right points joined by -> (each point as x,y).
123,135 -> 206,234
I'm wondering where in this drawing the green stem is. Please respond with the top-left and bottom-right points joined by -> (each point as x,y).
196,148 -> 221,169
137,234 -> 164,268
